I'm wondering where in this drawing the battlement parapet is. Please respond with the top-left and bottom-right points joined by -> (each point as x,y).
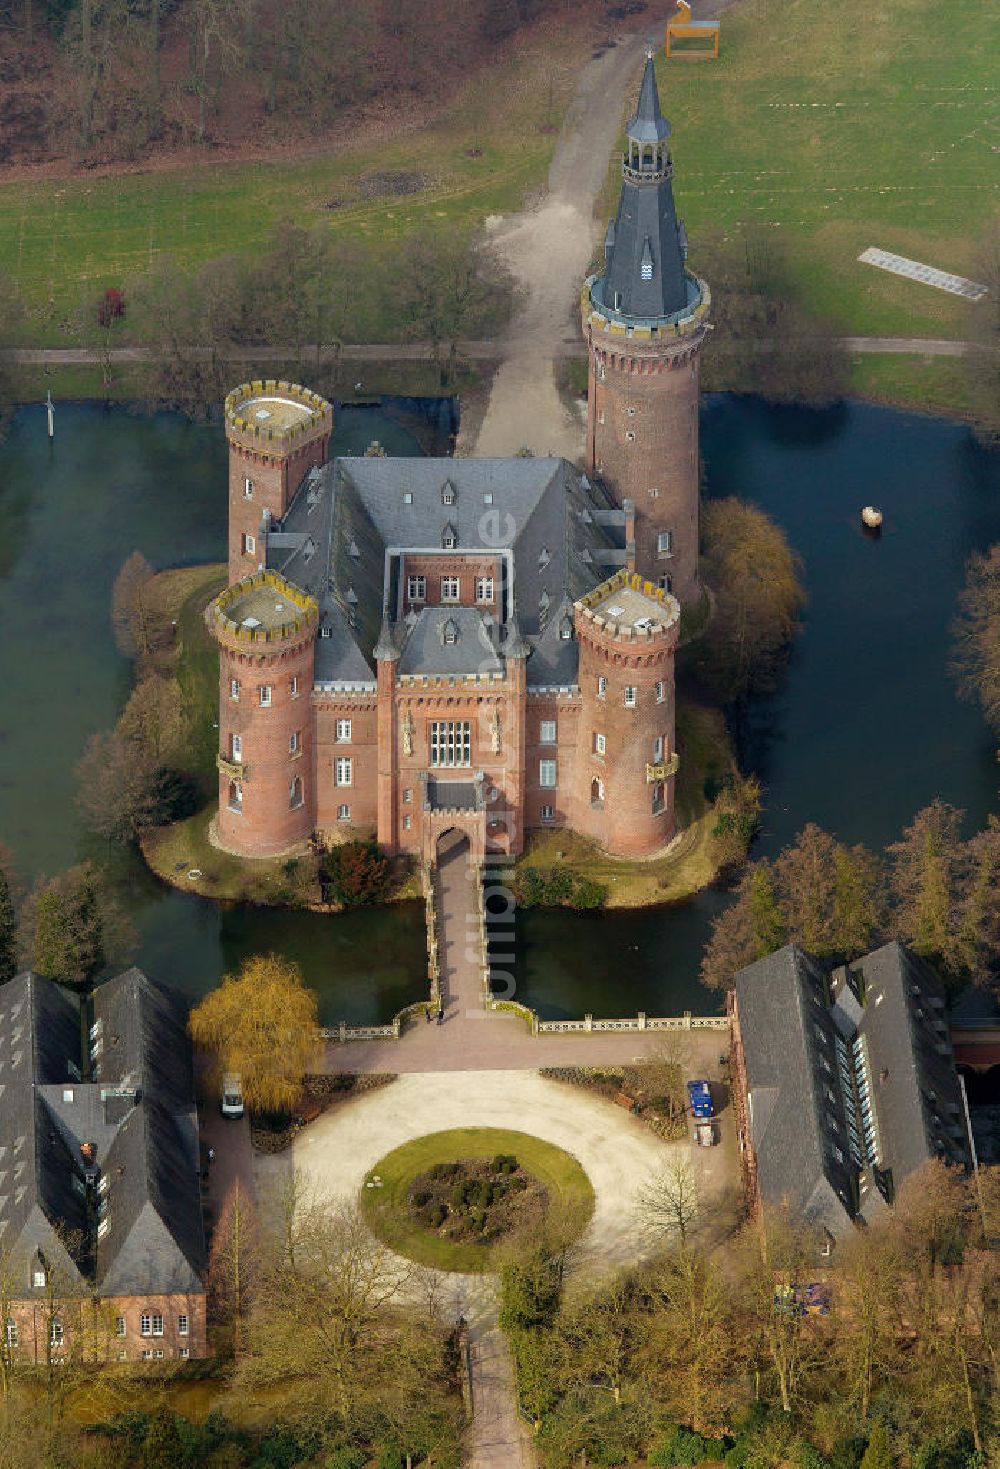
574,569 -> 680,645
225,380 -> 332,455
581,272 -> 711,344
210,569 -> 319,650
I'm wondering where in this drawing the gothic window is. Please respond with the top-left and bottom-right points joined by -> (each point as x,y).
590,777 -> 604,809
430,721 -> 471,768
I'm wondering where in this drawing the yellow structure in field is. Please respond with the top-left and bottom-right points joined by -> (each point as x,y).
665,0 -> 720,59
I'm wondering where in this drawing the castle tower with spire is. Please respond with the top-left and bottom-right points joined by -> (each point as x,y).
581,53 -> 710,605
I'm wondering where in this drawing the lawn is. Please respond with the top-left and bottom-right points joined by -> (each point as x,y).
654,0 -> 999,343
0,29 -> 589,345
360,1128 -> 595,1273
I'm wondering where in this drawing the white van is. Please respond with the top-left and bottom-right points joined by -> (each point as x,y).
221,1073 -> 244,1119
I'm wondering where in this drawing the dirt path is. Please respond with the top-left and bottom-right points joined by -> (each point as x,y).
462,28 -> 661,461
465,1324 -> 536,1469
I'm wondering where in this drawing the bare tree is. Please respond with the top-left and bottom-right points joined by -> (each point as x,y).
208,1180 -> 262,1360
635,1155 -> 699,1246
111,551 -> 157,660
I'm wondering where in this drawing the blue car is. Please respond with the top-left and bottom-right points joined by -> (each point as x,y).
687,1079 -> 713,1118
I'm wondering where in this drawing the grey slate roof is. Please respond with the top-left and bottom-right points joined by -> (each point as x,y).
397,607 -> 502,677
735,941 -> 969,1240
851,942 -> 969,1204
595,54 -> 691,320
0,970 -> 204,1299
735,946 -> 856,1239
628,54 -> 671,144
266,456 -> 621,685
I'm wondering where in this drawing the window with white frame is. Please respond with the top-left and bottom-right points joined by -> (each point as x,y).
290,676 -> 299,698
430,721 -> 471,768
337,804 -> 351,821
98,1217 -> 110,1240
658,575 -> 672,594
403,815 -> 412,831
403,788 -> 412,803
441,576 -> 460,602
540,720 -> 556,744
335,719 -> 352,743
178,1315 -> 188,1337
597,676 -> 607,699
655,680 -> 665,704
151,1314 -> 164,1337
259,685 -> 272,707
32,1269 -> 45,1289
289,731 -> 300,755
541,804 -> 554,822
230,678 -> 240,702
141,1348 -> 164,1360
335,758 -> 352,787
407,575 -> 426,603
244,477 -> 254,499
289,776 -> 304,809
50,1320 -> 63,1347
539,760 -> 557,789
403,491 -> 413,505
653,735 -> 664,761
180,1347 -> 190,1359
5,1319 -> 17,1349
442,531 -> 457,550
243,533 -> 256,556
657,530 -> 673,555
624,687 -> 637,708
140,1314 -> 152,1337
115,1316 -> 125,1338
231,734 -> 242,762
594,732 -> 606,756
475,577 -> 494,603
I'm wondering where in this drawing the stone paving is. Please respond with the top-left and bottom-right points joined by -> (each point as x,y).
323,841 -> 727,1077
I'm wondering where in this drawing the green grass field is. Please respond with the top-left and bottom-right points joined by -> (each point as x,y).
360,1128 -> 595,1272
0,36 -> 583,346
654,0 -> 998,342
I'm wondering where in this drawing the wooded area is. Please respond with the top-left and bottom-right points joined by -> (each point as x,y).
0,0 -> 577,164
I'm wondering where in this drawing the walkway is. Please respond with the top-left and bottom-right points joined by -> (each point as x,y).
0,336 -> 972,370
324,844 -> 727,1075
466,1325 -> 535,1469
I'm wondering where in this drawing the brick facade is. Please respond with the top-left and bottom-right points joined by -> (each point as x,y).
225,382 -> 332,584
398,553 -> 502,618
583,306 -> 708,606
6,1290 -> 207,1365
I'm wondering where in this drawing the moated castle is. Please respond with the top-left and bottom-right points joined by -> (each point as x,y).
210,57 -> 711,863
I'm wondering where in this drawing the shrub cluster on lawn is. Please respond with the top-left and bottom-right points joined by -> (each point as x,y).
408,1155 -> 542,1244
513,865 -> 607,910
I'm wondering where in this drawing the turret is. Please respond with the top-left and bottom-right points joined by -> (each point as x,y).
573,570 -> 680,857
225,381 -> 333,585
582,54 -> 710,605
208,571 -> 319,857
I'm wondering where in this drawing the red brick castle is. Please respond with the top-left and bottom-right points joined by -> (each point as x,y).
210,57 -> 706,864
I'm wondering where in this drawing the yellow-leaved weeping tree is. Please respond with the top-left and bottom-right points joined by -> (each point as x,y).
188,954 -> 321,1115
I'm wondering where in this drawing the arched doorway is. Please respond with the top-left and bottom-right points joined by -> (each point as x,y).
591,777 -> 604,811
437,827 -> 469,864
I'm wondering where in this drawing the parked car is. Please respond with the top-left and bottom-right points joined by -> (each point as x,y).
221,1073 -> 244,1118
694,1120 -> 716,1147
687,1079 -> 713,1118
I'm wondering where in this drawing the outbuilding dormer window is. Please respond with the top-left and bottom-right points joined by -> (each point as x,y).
441,481 -> 455,506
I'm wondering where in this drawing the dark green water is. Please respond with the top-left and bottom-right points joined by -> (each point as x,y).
0,403 -> 428,1024
512,397 -> 1000,1019
2,397 -> 998,1021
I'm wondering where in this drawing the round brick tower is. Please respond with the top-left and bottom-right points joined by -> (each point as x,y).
208,571 -> 319,858
225,381 -> 333,586
573,572 -> 680,858
582,54 -> 710,605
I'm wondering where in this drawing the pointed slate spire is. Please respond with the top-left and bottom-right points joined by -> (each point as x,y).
627,51 -> 671,145
374,610 -> 398,663
503,598 -> 530,660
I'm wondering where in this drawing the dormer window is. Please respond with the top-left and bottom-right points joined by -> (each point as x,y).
640,237 -> 654,281
346,588 -> 358,604
403,492 -> 413,505
348,540 -> 360,559
441,618 -> 459,646
441,481 -> 456,506
320,625 -> 332,640
442,522 -> 458,550
538,547 -> 550,569
559,616 -> 573,641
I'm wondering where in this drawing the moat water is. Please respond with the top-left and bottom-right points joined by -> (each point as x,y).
0,397 -> 998,1021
